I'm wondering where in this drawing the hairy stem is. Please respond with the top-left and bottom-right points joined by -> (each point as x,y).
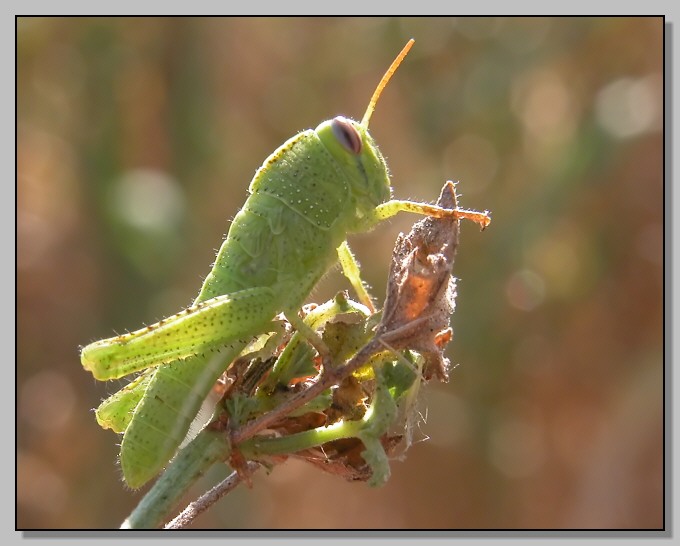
121,429 -> 231,529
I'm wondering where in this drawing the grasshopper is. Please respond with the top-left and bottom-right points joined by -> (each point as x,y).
81,40 -> 490,488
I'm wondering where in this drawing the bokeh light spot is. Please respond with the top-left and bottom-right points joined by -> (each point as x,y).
595,74 -> 662,139
109,169 -> 185,233
105,169 -> 188,279
512,68 -> 577,145
112,169 -> 184,232
506,269 -> 546,311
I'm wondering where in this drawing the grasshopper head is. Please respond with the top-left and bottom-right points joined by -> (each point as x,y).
315,116 -> 392,222
315,41 -> 415,228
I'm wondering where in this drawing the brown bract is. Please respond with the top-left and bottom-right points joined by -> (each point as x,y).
376,180 -> 461,381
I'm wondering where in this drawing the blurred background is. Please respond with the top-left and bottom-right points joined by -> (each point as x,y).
17,17 -> 663,529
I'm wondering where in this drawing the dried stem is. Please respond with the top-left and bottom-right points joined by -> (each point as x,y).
230,338 -> 382,445
164,462 -> 260,529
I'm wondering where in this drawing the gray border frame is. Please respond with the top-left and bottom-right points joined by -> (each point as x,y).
11,7 -> 675,544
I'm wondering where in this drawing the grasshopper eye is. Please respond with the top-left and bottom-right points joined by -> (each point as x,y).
331,116 -> 362,155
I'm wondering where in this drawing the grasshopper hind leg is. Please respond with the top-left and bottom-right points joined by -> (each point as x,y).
117,286 -> 282,489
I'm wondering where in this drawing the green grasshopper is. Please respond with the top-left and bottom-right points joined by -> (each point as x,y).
81,39 -> 490,489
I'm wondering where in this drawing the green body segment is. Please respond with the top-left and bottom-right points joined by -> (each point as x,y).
91,120 -> 393,488
198,130 -> 353,301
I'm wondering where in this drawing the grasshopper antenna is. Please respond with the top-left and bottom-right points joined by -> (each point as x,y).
361,39 -> 415,128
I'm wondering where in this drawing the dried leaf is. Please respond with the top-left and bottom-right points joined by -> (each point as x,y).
376,180 -> 463,381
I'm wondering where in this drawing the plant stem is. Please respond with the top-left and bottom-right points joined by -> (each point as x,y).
164,462 -> 260,529
239,416 -> 366,458
121,429 -> 231,529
